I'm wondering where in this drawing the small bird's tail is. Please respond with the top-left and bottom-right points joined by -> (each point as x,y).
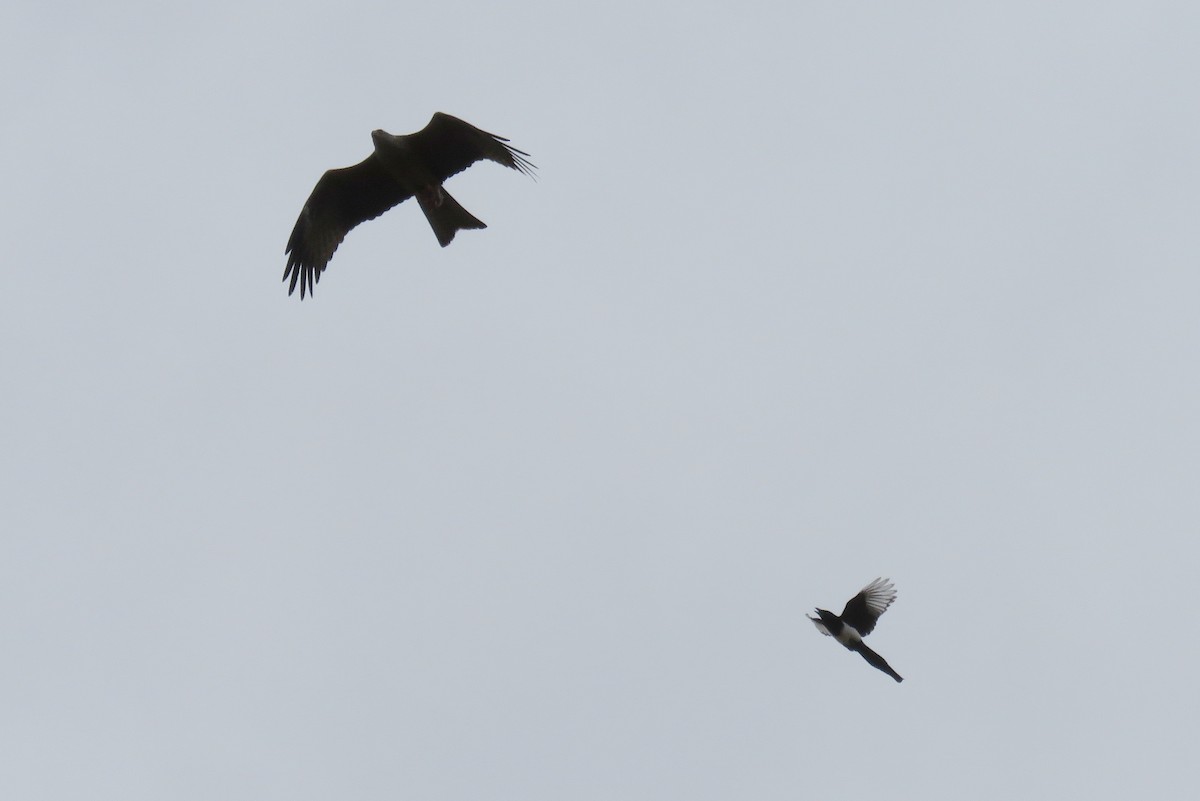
852,642 -> 904,683
417,186 -> 487,247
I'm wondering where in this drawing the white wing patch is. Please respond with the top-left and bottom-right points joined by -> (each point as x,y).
860,577 -> 897,616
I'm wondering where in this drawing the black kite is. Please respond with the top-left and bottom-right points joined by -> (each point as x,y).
284,113 -> 535,298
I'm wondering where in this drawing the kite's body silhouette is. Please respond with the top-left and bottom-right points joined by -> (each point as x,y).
284,112 -> 535,298
808,578 -> 904,682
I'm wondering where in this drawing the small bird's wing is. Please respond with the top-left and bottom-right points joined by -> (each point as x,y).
405,112 -> 536,183
839,577 -> 897,636
284,154 -> 412,298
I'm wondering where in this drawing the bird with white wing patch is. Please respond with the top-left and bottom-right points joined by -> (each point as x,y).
808,578 -> 904,683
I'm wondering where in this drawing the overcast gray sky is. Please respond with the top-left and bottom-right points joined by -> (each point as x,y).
3,1 -> 1199,799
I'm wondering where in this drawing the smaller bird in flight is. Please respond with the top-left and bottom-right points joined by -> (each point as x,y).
284,112 -> 535,298
808,577 -> 904,682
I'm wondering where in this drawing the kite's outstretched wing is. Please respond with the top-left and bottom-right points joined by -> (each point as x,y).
408,112 -> 536,183
284,154 -> 413,299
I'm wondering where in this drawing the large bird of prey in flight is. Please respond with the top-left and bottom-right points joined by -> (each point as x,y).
283,112 -> 535,298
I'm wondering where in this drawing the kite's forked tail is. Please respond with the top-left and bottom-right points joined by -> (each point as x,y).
417,186 -> 487,247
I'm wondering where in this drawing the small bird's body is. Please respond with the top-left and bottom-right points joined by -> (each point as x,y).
284,112 -> 535,298
808,578 -> 904,683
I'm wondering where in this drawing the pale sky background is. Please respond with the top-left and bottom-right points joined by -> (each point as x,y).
3,1 -> 1199,799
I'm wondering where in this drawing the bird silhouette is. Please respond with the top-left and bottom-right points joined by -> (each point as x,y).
808,578 -> 903,682
284,113 -> 535,298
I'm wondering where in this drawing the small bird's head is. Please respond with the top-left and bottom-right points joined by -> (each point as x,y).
812,608 -> 836,624
370,129 -> 393,146
808,608 -> 839,635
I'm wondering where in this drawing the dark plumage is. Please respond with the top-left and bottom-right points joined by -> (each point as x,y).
808,578 -> 904,682
284,112 -> 535,298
